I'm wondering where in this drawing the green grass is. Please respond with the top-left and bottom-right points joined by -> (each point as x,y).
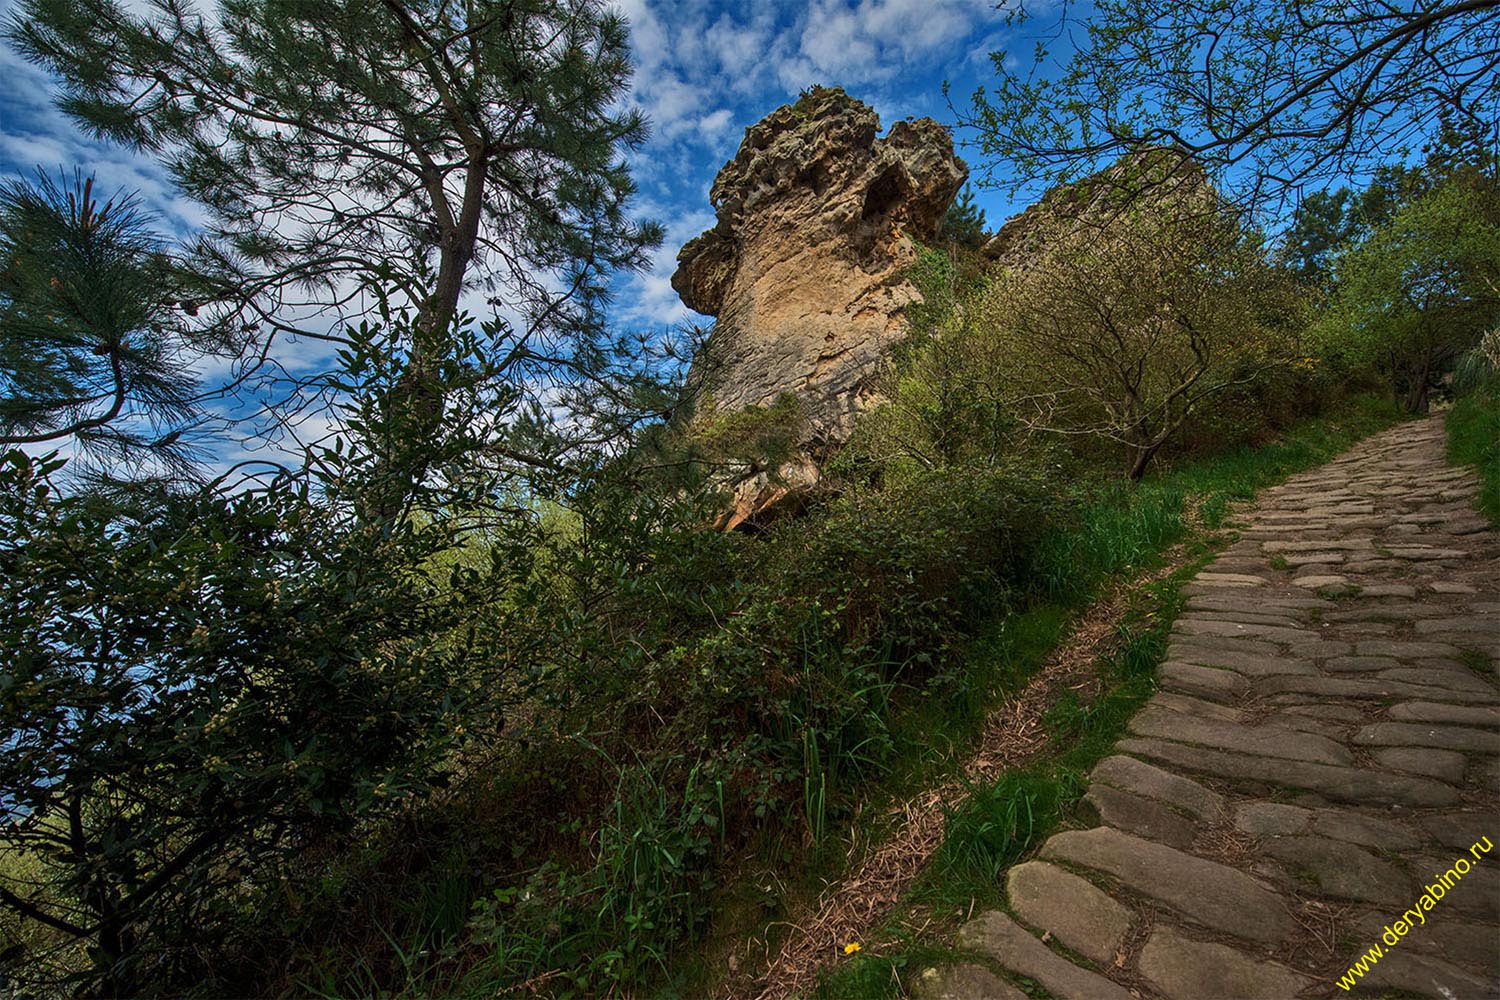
930,770 -> 1083,896
889,606 -> 1069,780
1447,386 -> 1500,523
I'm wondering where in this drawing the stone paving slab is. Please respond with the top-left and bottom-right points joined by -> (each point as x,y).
1137,925 -> 1312,999
1082,782 -> 1200,848
1089,754 -> 1224,820
1004,860 -> 1131,965
919,416 -> 1500,998
1114,736 -> 1462,806
1040,827 -> 1299,943
1127,704 -> 1354,764
953,911 -> 1135,1000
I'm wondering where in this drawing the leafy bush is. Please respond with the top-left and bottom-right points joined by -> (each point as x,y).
0,311 -> 552,994
0,451 -> 506,992
1448,331 -> 1500,522
837,245 -> 1015,476
380,461 -> 1066,997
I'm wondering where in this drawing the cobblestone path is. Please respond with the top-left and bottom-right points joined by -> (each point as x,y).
916,416 -> 1499,999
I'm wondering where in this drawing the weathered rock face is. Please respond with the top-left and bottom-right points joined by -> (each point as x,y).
672,86 -> 967,528
981,148 -> 1212,266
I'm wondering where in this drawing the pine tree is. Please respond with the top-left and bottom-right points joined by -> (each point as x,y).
1282,188 -> 1357,287
0,171 -> 202,479
7,0 -> 664,495
939,185 -> 988,248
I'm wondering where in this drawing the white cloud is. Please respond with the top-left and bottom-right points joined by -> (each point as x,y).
798,8 -> 879,80
622,0 -> 1002,152
695,108 -> 735,142
0,43 -> 204,234
788,0 -> 990,87
704,10 -> 773,80
640,72 -> 708,138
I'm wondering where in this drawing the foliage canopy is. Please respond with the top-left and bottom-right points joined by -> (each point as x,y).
1318,180 -> 1500,412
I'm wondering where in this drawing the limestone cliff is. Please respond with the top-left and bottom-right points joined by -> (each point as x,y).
673,86 -> 967,528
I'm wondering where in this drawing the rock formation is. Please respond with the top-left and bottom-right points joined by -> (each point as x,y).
672,86 -> 967,528
981,147 -> 1213,266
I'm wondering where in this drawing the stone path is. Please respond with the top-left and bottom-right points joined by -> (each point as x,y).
916,416 -> 1500,999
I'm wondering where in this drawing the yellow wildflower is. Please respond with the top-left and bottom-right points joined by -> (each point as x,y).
843,942 -> 861,955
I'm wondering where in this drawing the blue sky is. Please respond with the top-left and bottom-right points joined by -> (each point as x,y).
0,0 -> 1040,471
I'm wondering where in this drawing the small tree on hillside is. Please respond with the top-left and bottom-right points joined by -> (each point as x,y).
938,185 -> 988,248
988,200 -> 1300,478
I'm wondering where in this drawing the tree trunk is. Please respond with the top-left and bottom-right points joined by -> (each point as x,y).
1404,351 -> 1433,414
366,157 -> 488,523
417,151 -> 488,338
92,879 -> 131,996
1409,379 -> 1431,414
1127,441 -> 1161,480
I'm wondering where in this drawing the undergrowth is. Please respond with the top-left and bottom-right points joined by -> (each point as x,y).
1447,384 -> 1500,523
206,396 -> 1401,999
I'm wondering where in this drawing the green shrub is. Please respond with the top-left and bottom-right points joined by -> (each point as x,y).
0,313 -> 563,995
264,457 -> 1069,999
0,447 -> 527,995
1447,337 -> 1500,522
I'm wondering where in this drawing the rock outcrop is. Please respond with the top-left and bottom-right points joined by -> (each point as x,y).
981,147 -> 1212,266
672,86 -> 966,528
